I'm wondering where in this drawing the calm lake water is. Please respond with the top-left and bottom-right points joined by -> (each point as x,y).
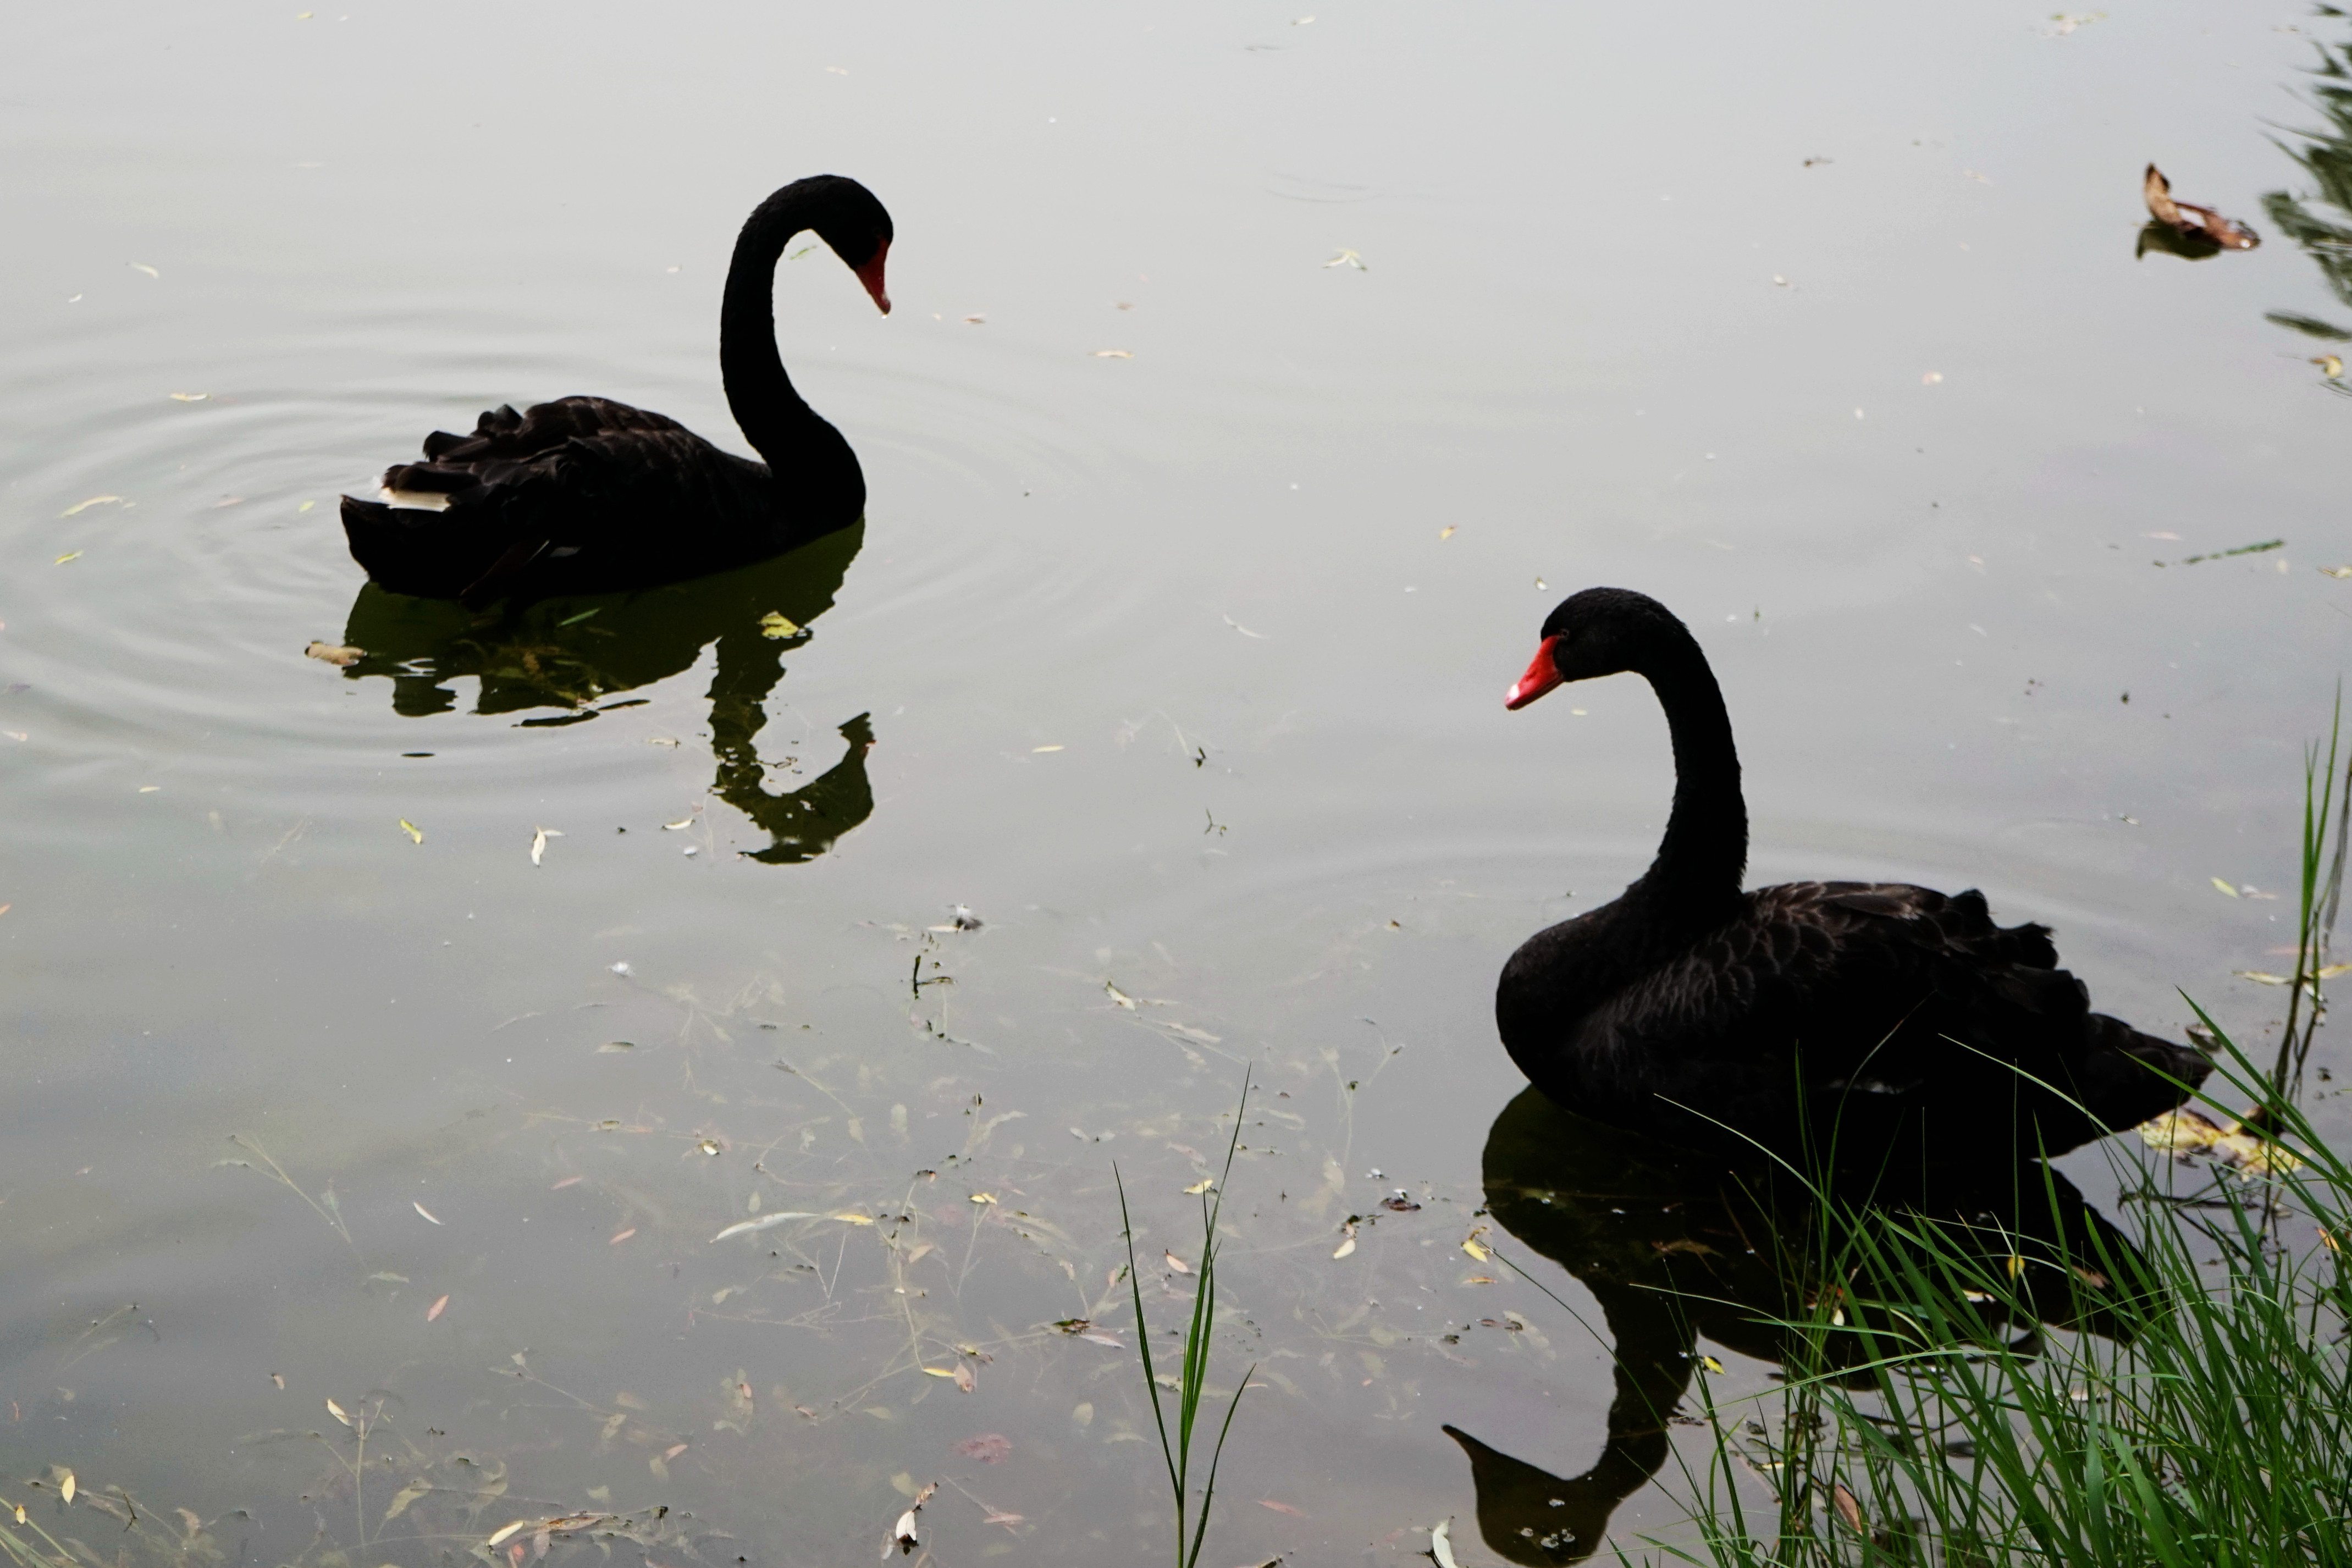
6,3 -> 2350,1563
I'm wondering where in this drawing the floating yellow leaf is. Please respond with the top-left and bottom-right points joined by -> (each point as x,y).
53,552 -> 80,565
1032,743 -> 1064,753
1105,982 -> 1135,1010
12,1505 -> 22,1524
2005,1254 -> 2025,1279
1699,1354 -> 1725,1374
59,1474 -> 74,1505
1438,526 -> 1456,540
831,1211 -> 874,1225
2317,356 -> 2345,379
1091,349 -> 1133,358
298,499 -> 316,513
1462,1227 -> 1493,1262
923,1367 -> 958,1378
2137,1106 -> 2303,1175
662,818 -> 693,831
128,263 -> 159,279
398,819 -> 423,844
60,495 -> 122,517
169,392 -> 209,402
326,1398 -> 350,1426
2211,877 -> 2240,897
1182,1178 -> 1214,1195
968,1193 -> 996,1206
1322,249 -> 1367,270
757,611 -> 802,639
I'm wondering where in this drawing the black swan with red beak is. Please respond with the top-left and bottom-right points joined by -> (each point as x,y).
341,174 -> 893,608
1495,587 -> 2208,1176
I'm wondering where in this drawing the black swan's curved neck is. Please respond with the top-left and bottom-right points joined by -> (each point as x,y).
719,183 -> 855,483
1630,628 -> 1748,914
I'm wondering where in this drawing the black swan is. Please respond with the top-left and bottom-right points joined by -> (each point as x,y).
340,174 -> 892,607
1495,588 -> 2209,1174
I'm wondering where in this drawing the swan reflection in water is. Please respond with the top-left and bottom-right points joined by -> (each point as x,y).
335,522 -> 873,864
1441,1087 -> 2152,1566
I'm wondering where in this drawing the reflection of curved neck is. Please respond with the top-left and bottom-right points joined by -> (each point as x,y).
718,186 -> 861,514
1629,630 -> 1747,918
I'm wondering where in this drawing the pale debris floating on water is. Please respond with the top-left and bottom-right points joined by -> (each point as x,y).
1323,248 -> 1367,270
305,641 -> 365,666
1091,348 -> 1133,358
757,611 -> 803,640
1428,1519 -> 1461,1568
887,1482 -> 935,1557
59,495 -> 124,517
531,825 -> 562,865
398,819 -> 423,844
709,1210 -> 818,1244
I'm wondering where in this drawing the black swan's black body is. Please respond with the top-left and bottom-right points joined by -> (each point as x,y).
1495,588 -> 2208,1173
340,175 -> 892,606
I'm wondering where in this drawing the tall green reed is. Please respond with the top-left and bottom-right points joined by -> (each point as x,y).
1116,1070 -> 1256,1568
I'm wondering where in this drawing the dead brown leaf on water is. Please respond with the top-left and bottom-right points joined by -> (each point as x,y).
2144,164 -> 2260,250
1164,1250 -> 1193,1274
954,1433 -> 1012,1463
1833,1483 -> 1865,1535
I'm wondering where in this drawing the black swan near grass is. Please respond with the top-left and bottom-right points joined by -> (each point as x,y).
1495,588 -> 2209,1174
341,175 -> 892,608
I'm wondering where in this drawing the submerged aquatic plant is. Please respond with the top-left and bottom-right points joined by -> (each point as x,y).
1114,1071 -> 1256,1568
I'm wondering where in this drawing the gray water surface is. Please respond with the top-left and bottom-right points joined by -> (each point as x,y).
4,3 -> 2349,1563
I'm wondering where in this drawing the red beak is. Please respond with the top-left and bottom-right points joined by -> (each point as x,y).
1506,636 -> 1565,710
852,240 -> 892,315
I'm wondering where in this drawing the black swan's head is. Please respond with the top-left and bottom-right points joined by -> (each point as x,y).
797,174 -> 896,315
1506,587 -> 1691,710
